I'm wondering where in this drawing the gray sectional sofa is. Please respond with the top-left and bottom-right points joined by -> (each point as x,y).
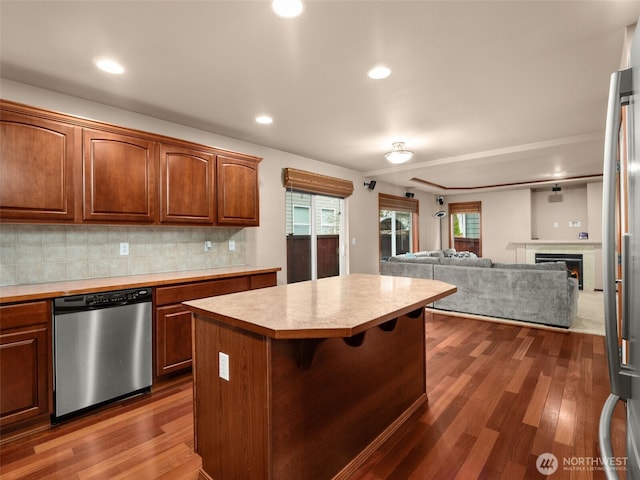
380,250 -> 579,328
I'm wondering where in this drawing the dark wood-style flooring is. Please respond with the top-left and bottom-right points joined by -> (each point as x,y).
0,312 -> 627,479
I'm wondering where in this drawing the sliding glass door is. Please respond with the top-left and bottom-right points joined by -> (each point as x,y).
380,210 -> 412,259
379,193 -> 419,261
286,191 -> 344,283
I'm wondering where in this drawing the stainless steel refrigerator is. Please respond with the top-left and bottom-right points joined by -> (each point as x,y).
600,20 -> 640,480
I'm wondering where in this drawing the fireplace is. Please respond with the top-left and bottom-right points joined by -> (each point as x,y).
535,253 -> 583,290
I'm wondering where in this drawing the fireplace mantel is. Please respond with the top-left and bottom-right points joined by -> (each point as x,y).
511,240 -> 602,247
511,240 -> 602,290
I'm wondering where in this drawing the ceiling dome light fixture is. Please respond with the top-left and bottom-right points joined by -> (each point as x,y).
272,0 -> 304,18
368,65 -> 391,80
95,58 -> 124,75
384,142 -> 414,164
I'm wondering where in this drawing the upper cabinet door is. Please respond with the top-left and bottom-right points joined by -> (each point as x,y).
0,110 -> 79,222
160,144 -> 215,224
83,129 -> 158,223
216,155 -> 260,226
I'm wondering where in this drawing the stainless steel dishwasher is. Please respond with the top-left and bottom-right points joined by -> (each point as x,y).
53,287 -> 152,422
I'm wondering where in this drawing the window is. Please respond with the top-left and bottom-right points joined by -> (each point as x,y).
379,193 -> 419,261
320,208 -> 338,235
449,201 -> 482,256
293,205 -> 310,235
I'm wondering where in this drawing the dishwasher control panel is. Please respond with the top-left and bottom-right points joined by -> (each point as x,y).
54,288 -> 152,313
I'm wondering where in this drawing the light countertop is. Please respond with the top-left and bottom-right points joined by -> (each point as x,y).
184,273 -> 457,339
0,265 -> 281,303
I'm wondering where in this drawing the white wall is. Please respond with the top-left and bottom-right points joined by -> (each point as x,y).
586,181 -> 603,242
531,185 -> 589,240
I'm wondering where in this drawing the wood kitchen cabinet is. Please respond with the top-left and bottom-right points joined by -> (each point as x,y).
83,128 -> 158,223
154,272 -> 276,378
0,107 -> 80,222
216,155 -> 260,226
155,304 -> 194,376
1,100 -> 262,227
0,301 -> 51,434
159,143 -> 215,225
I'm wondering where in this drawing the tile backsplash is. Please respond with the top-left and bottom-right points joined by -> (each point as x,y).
0,224 -> 247,286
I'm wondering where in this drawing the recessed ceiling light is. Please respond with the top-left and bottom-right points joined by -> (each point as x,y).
368,65 -> 391,80
95,59 -> 124,75
272,0 -> 304,18
256,115 -> 273,125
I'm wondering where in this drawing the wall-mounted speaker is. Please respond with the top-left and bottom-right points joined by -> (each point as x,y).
364,181 -> 377,190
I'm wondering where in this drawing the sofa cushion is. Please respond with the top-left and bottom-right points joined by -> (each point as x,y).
380,260 -> 434,280
492,261 -> 566,271
440,257 -> 493,267
389,255 -> 440,264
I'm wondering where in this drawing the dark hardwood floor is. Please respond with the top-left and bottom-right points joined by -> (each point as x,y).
0,312 -> 627,479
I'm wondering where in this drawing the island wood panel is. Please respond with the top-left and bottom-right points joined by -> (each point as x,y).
192,314 -> 270,479
192,310 -> 427,480
270,313 -> 426,480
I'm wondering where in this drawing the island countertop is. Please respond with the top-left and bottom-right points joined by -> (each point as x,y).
183,273 -> 456,339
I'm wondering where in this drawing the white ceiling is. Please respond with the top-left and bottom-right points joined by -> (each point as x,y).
1,1 -> 639,194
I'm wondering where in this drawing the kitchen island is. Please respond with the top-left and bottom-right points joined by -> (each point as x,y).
184,273 -> 456,480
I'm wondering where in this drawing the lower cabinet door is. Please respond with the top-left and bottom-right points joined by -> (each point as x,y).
0,325 -> 50,427
155,305 -> 193,377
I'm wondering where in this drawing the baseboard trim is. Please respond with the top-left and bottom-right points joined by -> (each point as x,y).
331,394 -> 427,480
428,308 -> 570,333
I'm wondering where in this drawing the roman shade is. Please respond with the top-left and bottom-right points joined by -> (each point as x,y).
378,193 -> 419,213
283,168 -> 354,198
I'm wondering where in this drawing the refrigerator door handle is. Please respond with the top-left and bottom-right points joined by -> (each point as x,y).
602,69 -> 632,400
598,394 -> 620,480
599,393 -> 622,480
621,233 -> 631,341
